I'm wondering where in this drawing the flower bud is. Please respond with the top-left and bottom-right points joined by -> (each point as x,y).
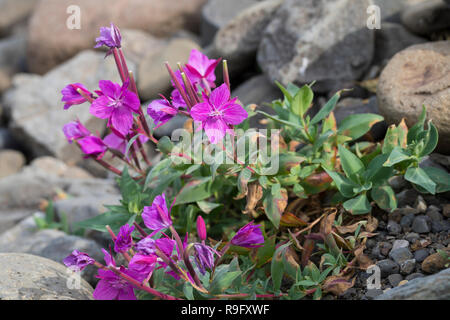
196,215 -> 207,241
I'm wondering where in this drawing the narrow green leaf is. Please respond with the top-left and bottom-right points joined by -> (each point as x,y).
337,113 -> 384,140
419,120 -> 439,157
323,168 -> 358,198
175,178 -> 212,205
383,146 -> 412,167
407,105 -> 426,144
310,91 -> 341,125
338,145 -> 365,183
271,242 -> 291,292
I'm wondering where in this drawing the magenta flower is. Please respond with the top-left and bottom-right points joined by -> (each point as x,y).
196,216 -> 207,242
94,23 -> 122,56
147,98 -> 178,128
142,194 -> 173,231
128,254 -> 157,282
114,223 -> 134,253
61,83 -> 92,110
102,248 -> 116,267
62,120 -> 90,143
63,250 -> 94,271
93,267 -> 136,300
103,131 -> 148,155
190,84 -> 248,144
77,135 -> 107,158
193,243 -> 216,275
90,80 -> 140,136
135,237 -> 176,259
231,221 -> 264,248
184,49 -> 220,89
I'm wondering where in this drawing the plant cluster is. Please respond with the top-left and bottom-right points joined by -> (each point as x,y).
61,24 -> 449,300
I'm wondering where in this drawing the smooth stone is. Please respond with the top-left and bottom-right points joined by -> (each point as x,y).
412,215 -> 431,233
377,259 -> 400,277
400,259 -> 416,275
414,249 -> 429,262
388,273 -> 403,287
401,0 -> 450,36
389,247 -> 413,264
0,149 -> 26,178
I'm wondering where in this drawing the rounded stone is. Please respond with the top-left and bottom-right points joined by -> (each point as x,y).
0,253 -> 93,300
377,41 -> 450,154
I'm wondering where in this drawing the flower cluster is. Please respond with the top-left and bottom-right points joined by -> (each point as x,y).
63,193 -> 264,300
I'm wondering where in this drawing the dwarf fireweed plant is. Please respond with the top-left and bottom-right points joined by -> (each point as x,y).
61,24 -> 449,300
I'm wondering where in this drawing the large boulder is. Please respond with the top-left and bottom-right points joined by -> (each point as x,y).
377,41 -> 450,154
401,0 -> 450,36
0,253 -> 93,300
2,50 -> 129,161
0,0 -> 39,36
376,267 -> 450,299
0,149 -> 26,178
0,33 -> 27,93
0,214 -> 104,284
27,0 -> 207,74
213,0 -> 283,74
257,0 -> 374,93
201,0 -> 260,46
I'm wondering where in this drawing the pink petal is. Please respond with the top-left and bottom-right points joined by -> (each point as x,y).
204,118 -> 227,144
98,80 -> 119,98
93,279 -> 119,300
111,107 -> 133,136
122,90 -> 141,112
209,84 -> 230,108
220,103 -> 248,125
90,96 -> 113,119
190,102 -> 212,122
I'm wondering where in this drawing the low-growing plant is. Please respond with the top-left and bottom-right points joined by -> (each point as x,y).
60,23 -> 447,300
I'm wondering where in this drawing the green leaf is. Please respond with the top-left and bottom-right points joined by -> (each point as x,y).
119,167 -> 142,204
209,269 -> 242,294
343,194 -> 371,215
404,167 -> 436,194
156,136 -> 174,154
407,105 -> 426,144
412,167 -> 450,194
371,185 -> 397,212
262,183 -> 287,229
254,236 -> 276,268
383,146 -> 412,167
323,168 -> 358,198
183,282 -> 194,300
419,120 -> 439,157
296,280 -> 316,287
237,167 -> 252,195
363,154 -> 394,185
310,91 -> 340,125
338,113 -> 384,140
382,125 -> 400,155
124,134 -> 143,158
256,111 -> 303,129
196,201 -> 222,214
271,242 -> 291,292
291,85 -> 313,116
175,178 -> 212,205
275,81 -> 293,104
338,145 -> 365,183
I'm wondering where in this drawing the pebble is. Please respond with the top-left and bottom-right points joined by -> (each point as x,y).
365,289 -> 384,300
400,213 -> 414,232
405,273 -> 424,281
400,259 -> 416,275
414,196 -> 427,213
405,232 -> 420,244
421,251 -> 449,274
387,220 -> 402,235
431,220 -> 450,233
377,259 -> 400,278
412,215 -> 431,233
379,242 -> 393,257
389,247 -> 413,265
426,206 -> 442,221
398,280 -> 408,286
443,204 -> 450,218
414,249 -> 429,263
388,274 -> 403,287
392,239 -> 409,251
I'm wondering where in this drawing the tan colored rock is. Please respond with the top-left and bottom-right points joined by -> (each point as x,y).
137,38 -> 201,100
377,41 -> 450,154
120,29 -> 167,66
27,0 -> 207,74
421,249 -> 450,274
0,150 -> 26,179
0,0 -> 39,35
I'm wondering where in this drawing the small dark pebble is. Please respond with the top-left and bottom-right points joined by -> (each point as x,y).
412,215 -> 431,233
387,273 -> 403,287
377,259 -> 400,278
389,247 -> 413,264
414,249 -> 429,262
405,273 -> 424,281
431,220 -> 450,233
365,289 -> 384,300
387,220 -> 402,235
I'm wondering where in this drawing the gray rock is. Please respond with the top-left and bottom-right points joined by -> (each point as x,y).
392,239 -> 410,251
430,153 -> 450,171
0,0 -> 38,36
414,249 -> 429,263
405,232 -> 420,243
388,175 -> 408,192
401,0 -> 450,36
374,22 -> 426,66
376,268 -> 450,300
365,289 -> 384,300
0,253 -> 93,300
0,214 -> 103,284
414,195 -> 427,213
400,259 -> 416,275
388,273 -> 403,287
431,220 -> 450,233
53,195 -> 120,233
201,0 -> 259,45
389,247 -> 413,264
258,0 -> 374,93
0,209 -> 32,235
372,0 -> 425,22
214,0 -> 283,74
405,272 -> 424,281
426,205 -> 443,221
377,41 -> 450,155
0,33 -> 27,93
396,189 -> 420,207
0,149 -> 26,178
137,38 -> 200,101
3,51 -> 128,161
387,220 -> 402,235
377,259 -> 400,277
412,215 -> 431,233
400,214 -> 415,230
